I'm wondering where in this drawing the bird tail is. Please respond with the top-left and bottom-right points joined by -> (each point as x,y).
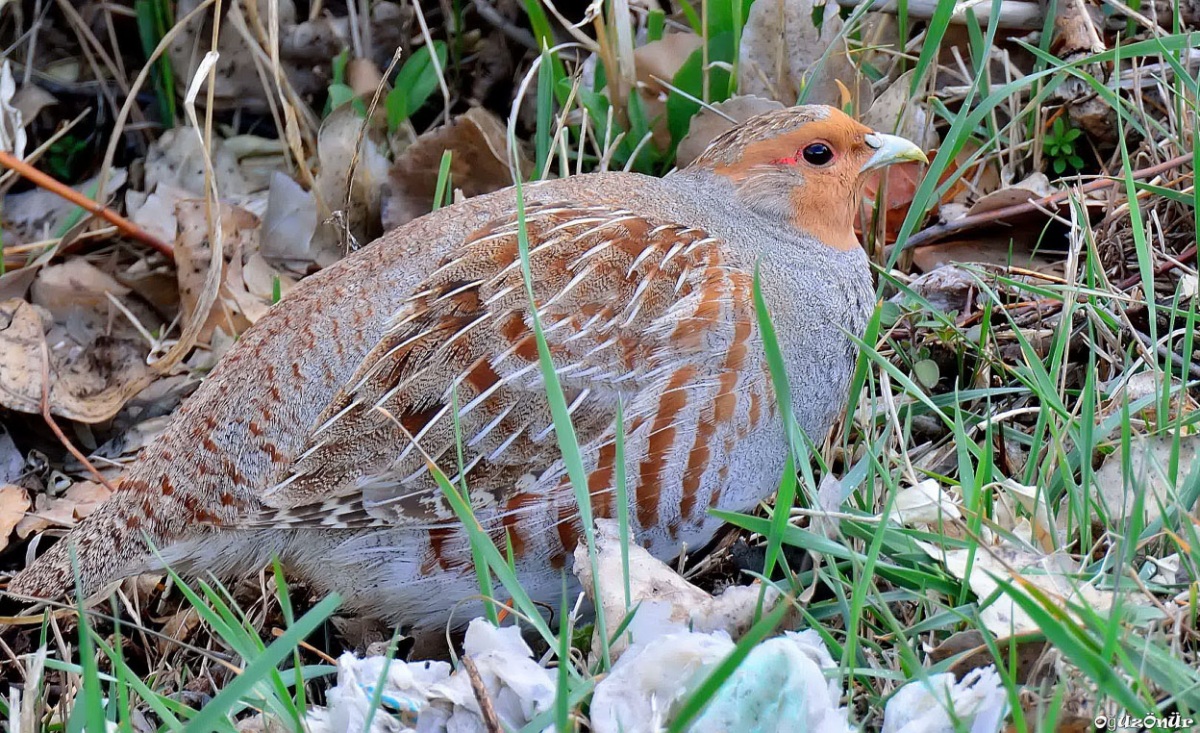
6,489 -> 170,603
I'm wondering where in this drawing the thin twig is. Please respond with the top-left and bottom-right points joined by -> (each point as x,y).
0,150 -> 174,259
1116,243 -> 1198,290
904,153 -> 1193,250
38,341 -> 119,494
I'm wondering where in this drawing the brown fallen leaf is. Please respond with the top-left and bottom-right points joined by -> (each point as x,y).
0,484 -> 31,552
175,201 -> 283,343
30,259 -> 131,321
930,629 -> 1050,684
15,481 -> 113,539
911,235 -> 1060,274
382,107 -> 529,230
1093,432 -> 1200,528
157,608 -> 202,655
0,299 -> 152,423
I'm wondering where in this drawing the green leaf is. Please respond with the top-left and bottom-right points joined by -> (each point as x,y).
913,359 -> 941,389
326,82 -> 356,113
666,32 -> 735,145
385,41 -> 448,130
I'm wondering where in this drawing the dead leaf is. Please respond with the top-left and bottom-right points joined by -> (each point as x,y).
0,299 -> 152,423
0,428 -> 22,485
174,201 -> 277,343
862,69 -> 939,151
310,103 -> 391,254
0,61 -> 25,157
920,540 -> 1131,637
993,479 -> 1060,553
30,260 -> 131,322
261,171 -> 321,274
1093,433 -> 1200,528
738,0 -> 870,108
382,107 -> 527,230
157,608 -> 202,655
967,173 -> 1054,216
858,160 -> 927,243
347,58 -> 384,97
887,479 -> 966,536
12,83 -> 56,127
1101,371 -> 1199,431
676,95 -> 785,168
61,481 -> 113,519
574,518 -> 782,660
930,630 -> 1050,684
144,127 -> 254,198
0,484 -> 31,552
128,183 -> 195,247
2,168 -> 127,244
911,236 -> 1059,274
895,266 -> 977,314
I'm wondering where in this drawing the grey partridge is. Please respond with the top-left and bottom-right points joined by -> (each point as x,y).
9,105 -> 925,634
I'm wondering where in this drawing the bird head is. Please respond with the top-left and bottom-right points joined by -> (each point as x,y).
688,105 -> 927,251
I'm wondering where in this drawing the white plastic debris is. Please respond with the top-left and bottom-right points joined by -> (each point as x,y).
881,666 -> 1008,733
574,519 -> 781,658
305,619 -> 556,733
589,611 -> 852,733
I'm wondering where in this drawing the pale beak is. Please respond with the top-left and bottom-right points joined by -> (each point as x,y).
861,133 -> 928,172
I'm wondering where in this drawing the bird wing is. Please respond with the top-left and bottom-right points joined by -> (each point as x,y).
241,201 -> 761,528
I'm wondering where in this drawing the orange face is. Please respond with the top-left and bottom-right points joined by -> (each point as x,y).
699,107 -> 926,251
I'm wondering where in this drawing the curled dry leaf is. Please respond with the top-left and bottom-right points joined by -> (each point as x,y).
0,61 -> 26,157
738,0 -> 870,109
382,107 -> 528,230
310,103 -> 391,256
676,95 -> 785,168
0,484 -> 31,553
0,299 -> 152,423
992,479 -> 1059,553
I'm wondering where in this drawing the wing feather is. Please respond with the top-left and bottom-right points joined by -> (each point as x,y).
240,202 -> 759,529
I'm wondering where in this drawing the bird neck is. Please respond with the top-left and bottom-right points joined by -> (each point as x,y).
670,167 -> 861,251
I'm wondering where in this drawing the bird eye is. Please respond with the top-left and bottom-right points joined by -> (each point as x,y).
802,142 -> 834,166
